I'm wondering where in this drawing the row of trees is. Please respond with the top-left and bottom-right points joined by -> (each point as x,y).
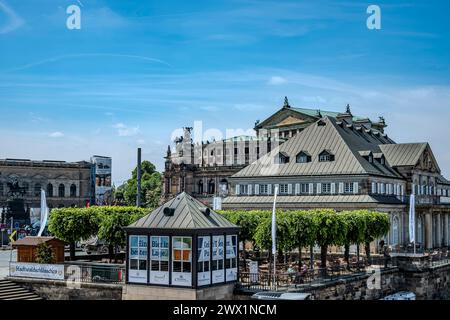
48,206 -> 148,260
219,209 -> 390,268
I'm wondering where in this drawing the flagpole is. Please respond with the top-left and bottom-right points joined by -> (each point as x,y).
272,185 -> 278,290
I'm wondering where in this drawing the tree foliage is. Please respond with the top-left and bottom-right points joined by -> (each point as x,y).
219,208 -> 390,267
48,206 -> 148,259
114,160 -> 161,208
35,242 -> 56,264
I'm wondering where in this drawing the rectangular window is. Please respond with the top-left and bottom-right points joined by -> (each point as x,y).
149,236 -> 169,285
279,184 -> 288,194
128,235 -> 148,283
344,182 -> 354,194
172,236 -> 192,286
300,183 -> 309,194
259,184 -> 268,195
319,154 -> 334,162
240,184 -> 248,195
197,236 -> 211,286
212,235 -> 225,284
321,183 -> 331,194
225,235 -> 238,282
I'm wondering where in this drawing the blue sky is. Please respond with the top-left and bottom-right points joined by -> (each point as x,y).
1,0 -> 450,184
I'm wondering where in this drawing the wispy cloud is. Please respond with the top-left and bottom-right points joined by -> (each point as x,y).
48,131 -> 64,138
4,53 -> 171,73
113,123 -> 140,137
0,1 -> 25,34
268,76 -> 288,85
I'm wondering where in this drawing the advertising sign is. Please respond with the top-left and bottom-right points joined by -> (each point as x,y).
91,156 -> 112,205
9,262 -> 64,280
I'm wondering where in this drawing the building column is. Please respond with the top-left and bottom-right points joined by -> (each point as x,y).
436,213 -> 441,247
425,211 -> 433,250
443,213 -> 449,247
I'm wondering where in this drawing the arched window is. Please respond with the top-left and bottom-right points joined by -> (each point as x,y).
34,183 -> 41,197
47,183 -> 53,197
22,182 -> 29,193
392,216 -> 399,246
58,184 -> 65,197
198,180 -> 203,194
219,178 -> 228,194
208,179 -> 215,195
70,184 -> 77,197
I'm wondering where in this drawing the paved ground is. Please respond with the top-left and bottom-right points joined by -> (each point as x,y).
0,250 -> 17,279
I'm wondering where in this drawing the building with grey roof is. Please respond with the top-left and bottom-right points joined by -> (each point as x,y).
162,97 -> 387,207
224,115 -> 450,251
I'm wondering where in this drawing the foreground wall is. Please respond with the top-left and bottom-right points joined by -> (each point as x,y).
8,277 -> 122,300
122,283 -> 235,300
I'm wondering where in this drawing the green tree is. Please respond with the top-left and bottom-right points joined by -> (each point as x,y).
253,211 -> 293,259
312,209 -> 347,270
338,211 -> 367,266
35,242 -> 56,264
97,208 -> 146,262
286,210 -> 318,266
362,211 -> 390,264
118,161 -> 161,208
48,208 -> 100,260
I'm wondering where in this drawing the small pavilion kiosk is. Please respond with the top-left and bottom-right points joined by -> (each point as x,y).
122,192 -> 240,300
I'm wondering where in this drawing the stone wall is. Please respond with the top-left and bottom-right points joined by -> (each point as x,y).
301,268 -> 401,300
122,283 -> 235,300
8,277 -> 122,300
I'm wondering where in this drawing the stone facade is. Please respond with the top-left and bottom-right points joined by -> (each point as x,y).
0,158 -> 92,211
8,277 -> 122,300
122,283 -> 235,300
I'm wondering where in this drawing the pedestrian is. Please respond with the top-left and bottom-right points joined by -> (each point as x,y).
383,245 -> 391,268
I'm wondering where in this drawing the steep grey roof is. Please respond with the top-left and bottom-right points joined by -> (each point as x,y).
223,195 -> 404,205
232,116 -> 400,179
127,192 -> 237,230
379,143 -> 427,167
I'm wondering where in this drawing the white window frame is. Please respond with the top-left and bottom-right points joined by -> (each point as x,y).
279,184 -> 288,194
321,183 -> 331,194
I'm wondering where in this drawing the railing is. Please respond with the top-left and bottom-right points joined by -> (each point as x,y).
238,263 -> 383,292
64,263 -> 125,284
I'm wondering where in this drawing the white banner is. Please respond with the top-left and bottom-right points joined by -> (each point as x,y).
38,189 -> 48,237
272,186 -> 278,255
409,194 -> 415,243
10,262 -> 64,280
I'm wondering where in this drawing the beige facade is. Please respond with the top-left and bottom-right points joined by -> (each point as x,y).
0,158 -> 92,210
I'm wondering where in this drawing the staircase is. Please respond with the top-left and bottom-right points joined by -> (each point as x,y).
0,279 -> 43,300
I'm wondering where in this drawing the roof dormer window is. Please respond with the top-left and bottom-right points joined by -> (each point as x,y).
319,150 -> 335,162
276,152 -> 290,164
296,151 -> 311,163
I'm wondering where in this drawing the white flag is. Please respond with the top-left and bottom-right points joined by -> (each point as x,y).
271,185 -> 278,255
409,193 -> 415,243
38,189 -> 49,237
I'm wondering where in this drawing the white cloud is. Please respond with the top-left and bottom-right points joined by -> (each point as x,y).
136,139 -> 146,145
48,131 -> 64,138
113,123 -> 140,137
268,76 -> 287,85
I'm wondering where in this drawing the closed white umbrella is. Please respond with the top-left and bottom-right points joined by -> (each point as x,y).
409,193 -> 415,254
38,189 -> 49,236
